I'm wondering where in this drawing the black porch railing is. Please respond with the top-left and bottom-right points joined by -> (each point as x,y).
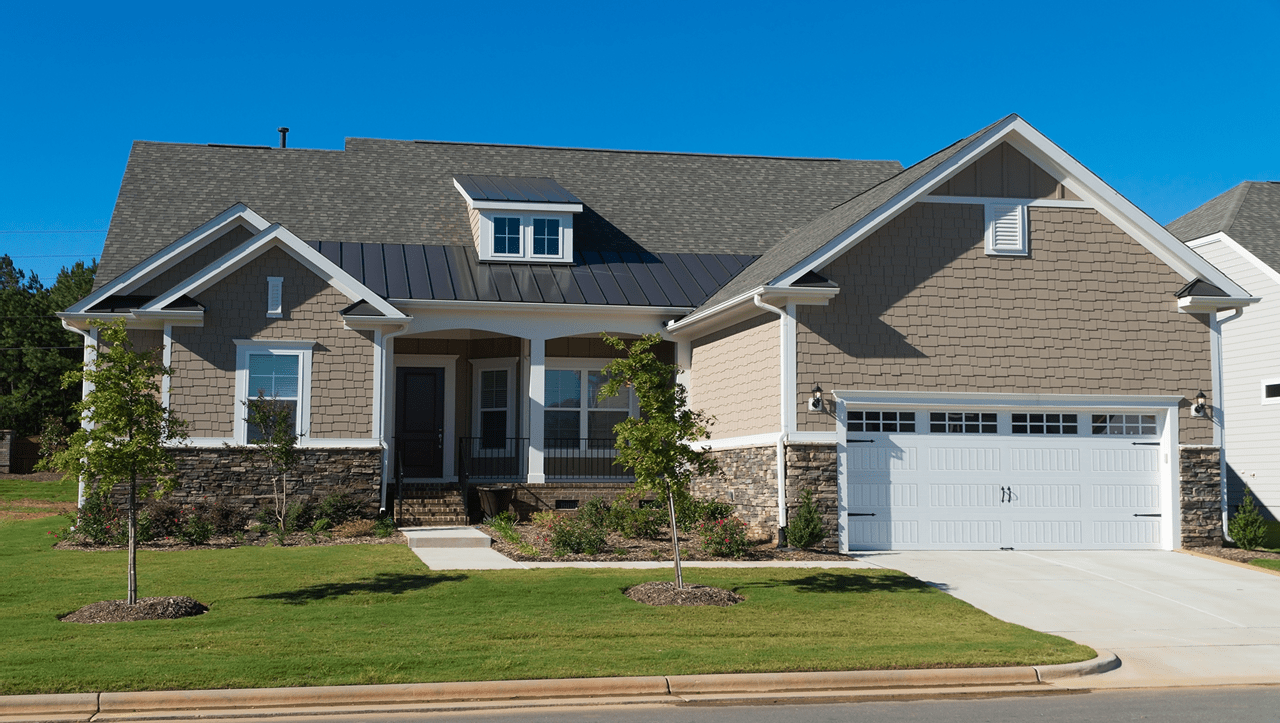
458,437 -> 634,483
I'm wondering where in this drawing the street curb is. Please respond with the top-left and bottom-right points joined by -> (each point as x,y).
0,652 -> 1113,721
1034,649 -> 1120,681
1176,548 -> 1280,579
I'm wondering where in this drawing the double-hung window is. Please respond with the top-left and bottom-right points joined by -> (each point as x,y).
234,340 -> 313,443
480,213 -> 572,262
545,364 -> 634,450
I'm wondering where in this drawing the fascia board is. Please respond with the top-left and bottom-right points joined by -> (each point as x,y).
388,298 -> 692,316
831,390 -> 1184,409
665,286 -> 837,338
67,204 -> 269,313
772,116 -> 1022,288
1188,232 -> 1280,291
1178,295 -> 1260,313
145,225 -> 407,319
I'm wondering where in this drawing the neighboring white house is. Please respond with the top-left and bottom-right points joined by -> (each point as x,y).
1170,181 -> 1280,522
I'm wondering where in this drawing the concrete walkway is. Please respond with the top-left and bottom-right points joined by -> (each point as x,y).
859,549 -> 1280,688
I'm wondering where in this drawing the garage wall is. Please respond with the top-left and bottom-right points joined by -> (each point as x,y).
796,202 -> 1213,444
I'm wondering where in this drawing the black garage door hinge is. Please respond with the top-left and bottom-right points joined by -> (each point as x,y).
1133,513 -> 1162,518
1131,442 -> 1160,446
847,512 -> 877,517
847,439 -> 874,443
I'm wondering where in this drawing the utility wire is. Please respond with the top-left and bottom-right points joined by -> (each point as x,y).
0,230 -> 107,234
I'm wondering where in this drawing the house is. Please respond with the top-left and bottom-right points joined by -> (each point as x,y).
1169,182 -> 1280,525
61,115 -> 1250,552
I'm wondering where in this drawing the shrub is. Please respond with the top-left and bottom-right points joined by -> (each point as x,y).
1230,488 -> 1269,551
532,510 -> 558,529
306,518 -> 331,544
372,515 -> 397,538
145,499 -> 185,539
332,519 -> 376,538
318,493 -> 367,526
177,509 -> 214,545
75,492 -> 125,546
612,505 -> 664,539
202,499 -> 249,535
546,514 -> 607,555
788,489 -> 825,549
674,494 -> 734,531
698,516 -> 749,558
484,511 -> 520,544
579,497 -> 611,529
284,500 -> 315,533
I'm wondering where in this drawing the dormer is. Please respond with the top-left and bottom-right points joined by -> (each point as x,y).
453,174 -> 584,263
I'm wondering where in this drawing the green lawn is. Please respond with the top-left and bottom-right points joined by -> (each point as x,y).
0,509 -> 1094,695
0,477 -> 76,503
1251,558 -> 1280,572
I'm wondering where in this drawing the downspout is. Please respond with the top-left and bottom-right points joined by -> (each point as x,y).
1213,307 -> 1243,543
753,294 -> 790,544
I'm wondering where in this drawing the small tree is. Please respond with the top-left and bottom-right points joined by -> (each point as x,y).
1229,487 -> 1269,551
44,319 -> 187,605
788,489 -> 825,549
242,393 -> 302,542
598,333 -> 718,589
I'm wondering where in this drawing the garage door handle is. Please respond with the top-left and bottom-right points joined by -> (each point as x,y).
1131,442 -> 1160,446
848,439 -> 874,443
1133,513 -> 1162,518
847,512 -> 877,517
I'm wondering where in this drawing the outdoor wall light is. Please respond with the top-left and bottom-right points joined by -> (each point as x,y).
808,384 -> 824,411
1192,390 -> 1209,418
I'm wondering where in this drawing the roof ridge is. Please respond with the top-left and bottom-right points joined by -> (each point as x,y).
397,137 -> 891,163
1221,182 -> 1256,236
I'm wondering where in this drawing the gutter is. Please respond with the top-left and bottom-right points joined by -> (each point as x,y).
753,294 -> 790,542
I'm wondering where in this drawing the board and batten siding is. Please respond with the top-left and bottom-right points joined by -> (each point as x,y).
689,313 -> 780,439
1192,239 -> 1278,518
169,247 -> 375,439
795,202 -> 1214,445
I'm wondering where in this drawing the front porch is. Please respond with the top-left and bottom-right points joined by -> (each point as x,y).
384,328 -> 673,525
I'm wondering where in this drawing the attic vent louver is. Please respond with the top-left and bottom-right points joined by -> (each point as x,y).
267,277 -> 283,317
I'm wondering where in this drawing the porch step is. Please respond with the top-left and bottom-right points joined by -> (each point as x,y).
395,486 -> 467,527
402,526 -> 492,549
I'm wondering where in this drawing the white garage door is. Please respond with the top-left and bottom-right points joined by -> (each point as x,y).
840,405 -> 1171,551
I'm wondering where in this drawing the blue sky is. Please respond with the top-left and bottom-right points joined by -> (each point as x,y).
3,0 -> 1278,284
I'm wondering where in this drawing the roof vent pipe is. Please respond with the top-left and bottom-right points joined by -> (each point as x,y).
277,127 -> 290,149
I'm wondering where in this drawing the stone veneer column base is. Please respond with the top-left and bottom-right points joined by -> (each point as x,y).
1180,445 -> 1222,548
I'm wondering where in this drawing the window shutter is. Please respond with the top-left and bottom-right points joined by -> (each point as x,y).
267,277 -> 283,317
987,203 -> 1027,255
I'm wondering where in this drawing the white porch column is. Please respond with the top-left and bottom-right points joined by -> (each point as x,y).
527,336 -> 546,484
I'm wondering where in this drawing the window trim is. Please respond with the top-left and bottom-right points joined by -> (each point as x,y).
233,339 -> 315,444
984,202 -> 1029,256
1261,377 -> 1280,406
470,357 -> 519,442
544,357 -> 638,450
478,211 -> 573,263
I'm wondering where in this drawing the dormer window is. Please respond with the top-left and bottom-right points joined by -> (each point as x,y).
454,174 -> 583,263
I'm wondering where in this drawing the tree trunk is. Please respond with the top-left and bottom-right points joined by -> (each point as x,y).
127,473 -> 137,605
665,480 -> 683,590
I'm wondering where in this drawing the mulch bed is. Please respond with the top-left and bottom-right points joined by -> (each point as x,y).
625,581 -> 743,606
53,530 -> 406,552
479,522 -> 849,563
61,596 -> 208,624
1188,544 -> 1280,565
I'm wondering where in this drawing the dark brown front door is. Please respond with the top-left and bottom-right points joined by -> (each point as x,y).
396,367 -> 445,478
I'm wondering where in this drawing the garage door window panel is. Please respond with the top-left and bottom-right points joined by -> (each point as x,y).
1012,413 -> 1078,435
848,410 -> 916,433
930,412 -> 997,434
1092,414 -> 1157,436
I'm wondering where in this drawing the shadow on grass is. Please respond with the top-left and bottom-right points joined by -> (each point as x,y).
251,572 -> 468,605
733,571 -> 947,595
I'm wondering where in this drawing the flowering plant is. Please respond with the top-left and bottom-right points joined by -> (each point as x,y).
697,515 -> 749,558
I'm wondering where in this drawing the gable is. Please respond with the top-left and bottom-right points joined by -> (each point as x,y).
929,142 -> 1079,201
131,224 -> 257,296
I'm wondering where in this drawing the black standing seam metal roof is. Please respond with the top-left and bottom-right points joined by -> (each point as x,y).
453,174 -> 582,204
308,241 -> 752,307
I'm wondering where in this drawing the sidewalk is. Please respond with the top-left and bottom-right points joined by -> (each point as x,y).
0,653 -> 1117,722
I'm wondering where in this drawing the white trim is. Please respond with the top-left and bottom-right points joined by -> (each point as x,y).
1178,295 -> 1259,314
393,354 -> 458,480
67,204 -> 270,314
984,202 -> 1028,256
470,357 -> 519,440
175,437 -> 236,447
390,298 -> 692,316
476,210 -> 575,263
831,390 -> 1184,410
528,337 -> 546,484
453,179 -> 583,214
664,285 -> 839,337
161,322 -> 173,410
144,224 -> 406,320
171,438 -> 382,449
922,195 -> 1093,208
771,116 -> 1252,300
233,340 -> 316,444
700,432 -> 787,450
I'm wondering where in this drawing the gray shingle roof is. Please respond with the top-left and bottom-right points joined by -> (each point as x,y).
695,117 -> 1009,311
97,139 -> 902,291
1169,182 -> 1280,273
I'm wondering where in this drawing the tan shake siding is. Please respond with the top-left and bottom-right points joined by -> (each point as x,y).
930,142 -> 1080,200
133,225 -> 257,296
468,208 -> 482,253
170,246 -> 374,438
795,203 -> 1213,445
691,314 -> 780,439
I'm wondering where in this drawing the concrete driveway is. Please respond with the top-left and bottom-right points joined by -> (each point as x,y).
859,550 -> 1280,688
